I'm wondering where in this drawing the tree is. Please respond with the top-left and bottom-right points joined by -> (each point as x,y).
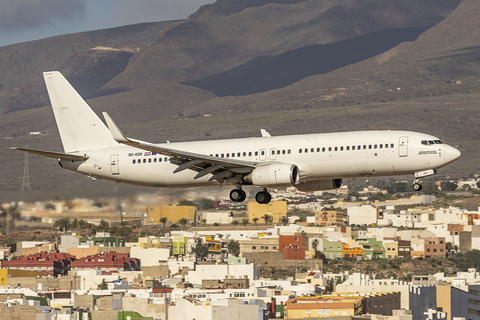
160,217 -> 168,230
100,279 -> 107,290
54,217 -> 71,233
179,218 -> 188,229
262,214 -> 270,225
240,218 -> 249,226
193,238 -> 209,261
441,181 -> 457,191
231,219 -> 239,226
227,240 -> 241,257
252,217 -> 259,226
97,220 -> 109,232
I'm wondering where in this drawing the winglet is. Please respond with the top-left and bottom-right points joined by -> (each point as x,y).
103,112 -> 130,143
260,129 -> 271,138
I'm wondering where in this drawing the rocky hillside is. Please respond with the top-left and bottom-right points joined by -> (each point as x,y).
4,0 -> 480,197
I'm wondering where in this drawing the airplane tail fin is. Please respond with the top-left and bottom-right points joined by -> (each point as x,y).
43,71 -> 115,153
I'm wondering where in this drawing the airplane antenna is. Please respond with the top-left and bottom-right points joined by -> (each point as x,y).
22,146 -> 31,191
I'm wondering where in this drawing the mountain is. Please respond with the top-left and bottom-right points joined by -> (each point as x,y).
3,0 -> 480,198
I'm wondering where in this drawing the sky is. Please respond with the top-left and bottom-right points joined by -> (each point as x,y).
0,0 -> 216,47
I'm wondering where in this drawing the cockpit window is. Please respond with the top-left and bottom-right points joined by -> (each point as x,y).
422,140 -> 442,146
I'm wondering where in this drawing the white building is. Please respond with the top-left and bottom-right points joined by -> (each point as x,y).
348,205 -> 378,226
185,264 -> 258,287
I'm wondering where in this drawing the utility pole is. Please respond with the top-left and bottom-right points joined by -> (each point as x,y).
21,148 -> 31,191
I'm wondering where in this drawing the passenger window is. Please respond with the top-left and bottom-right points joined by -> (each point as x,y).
352,146 -> 355,150
261,151 -> 265,155
143,159 -> 146,163
249,152 -> 252,156
328,147 -> 332,152
374,145 -> 377,149
148,158 -> 152,163
272,150 -> 275,155
237,152 -> 241,157
288,150 -> 291,154
299,149 -> 302,153
311,148 -> 314,153
369,145 -> 372,149
282,150 -> 286,154
334,147 -> 338,151
243,152 -> 246,157
340,146 -> 344,151
379,144 -> 383,148
133,160 -> 136,164
363,145 -> 366,149
226,153 -> 230,157
231,153 -> 234,157
305,148 -> 308,153
346,146 -> 350,150
255,151 -> 258,156
358,145 -> 361,150
221,154 -> 224,158
165,157 -> 168,162
385,144 -> 388,149
391,144 -> 394,148
159,158 -> 162,162
215,154 -> 219,157
322,147 -> 325,152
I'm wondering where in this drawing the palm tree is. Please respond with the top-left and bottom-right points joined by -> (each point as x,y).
252,217 -> 259,226
312,239 -> 319,252
262,214 -> 270,225
231,219 -> 239,226
240,218 -> 249,226
160,217 -> 168,230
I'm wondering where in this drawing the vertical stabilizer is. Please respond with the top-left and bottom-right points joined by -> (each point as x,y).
43,71 -> 115,153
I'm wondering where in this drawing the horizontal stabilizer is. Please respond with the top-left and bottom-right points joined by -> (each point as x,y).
11,147 -> 88,161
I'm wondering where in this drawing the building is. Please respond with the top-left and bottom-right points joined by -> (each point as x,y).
285,297 -> 362,318
423,236 -> 446,258
248,201 -> 287,224
238,237 -> 279,256
348,205 -> 378,226
172,236 -> 188,256
342,243 -> 364,260
1,251 -> 75,277
0,269 -> 42,285
315,210 -> 347,226
71,252 -> 140,274
279,235 -> 305,260
147,205 -> 195,224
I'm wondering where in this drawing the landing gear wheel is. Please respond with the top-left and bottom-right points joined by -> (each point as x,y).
230,189 -> 246,202
412,182 -> 422,191
255,190 -> 272,204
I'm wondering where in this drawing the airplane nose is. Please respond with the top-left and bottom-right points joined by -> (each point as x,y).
444,145 -> 461,164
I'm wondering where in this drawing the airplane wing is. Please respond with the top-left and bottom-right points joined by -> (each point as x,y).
103,113 -> 257,181
11,147 -> 88,161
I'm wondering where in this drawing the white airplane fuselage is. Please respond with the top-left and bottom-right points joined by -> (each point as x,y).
60,130 -> 460,188
15,72 -> 461,203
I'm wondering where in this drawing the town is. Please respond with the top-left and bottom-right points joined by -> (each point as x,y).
1,178 -> 480,320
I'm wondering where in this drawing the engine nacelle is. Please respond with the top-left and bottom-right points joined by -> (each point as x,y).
296,179 -> 342,192
244,164 -> 300,187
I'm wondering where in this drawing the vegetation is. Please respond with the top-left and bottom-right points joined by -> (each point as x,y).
193,238 -> 209,261
227,240 -> 240,257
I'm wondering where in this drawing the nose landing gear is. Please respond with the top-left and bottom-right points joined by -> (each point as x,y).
412,179 -> 423,191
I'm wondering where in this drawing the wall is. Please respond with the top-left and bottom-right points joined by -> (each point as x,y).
122,297 -> 167,320
142,265 -> 169,279
0,305 -> 36,320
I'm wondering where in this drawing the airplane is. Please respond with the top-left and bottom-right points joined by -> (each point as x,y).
13,71 -> 461,204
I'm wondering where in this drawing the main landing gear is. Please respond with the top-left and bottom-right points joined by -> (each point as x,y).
412,179 -> 423,191
229,187 -> 272,204
230,188 -> 246,202
255,188 -> 272,204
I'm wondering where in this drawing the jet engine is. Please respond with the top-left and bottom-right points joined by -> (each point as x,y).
244,164 -> 300,187
296,179 -> 342,192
